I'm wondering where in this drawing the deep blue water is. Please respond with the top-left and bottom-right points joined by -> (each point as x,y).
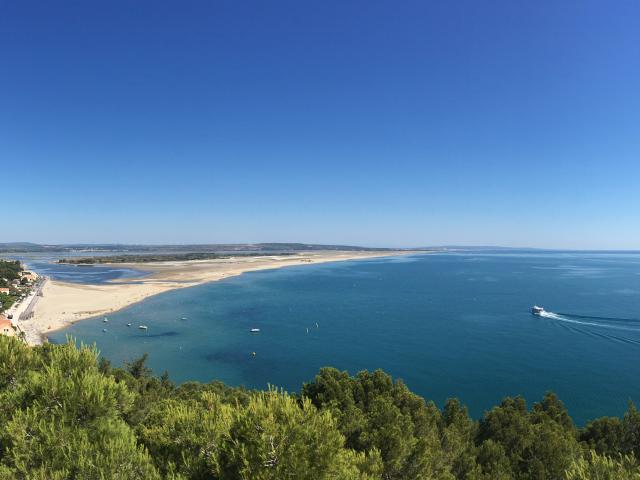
50,252 -> 640,424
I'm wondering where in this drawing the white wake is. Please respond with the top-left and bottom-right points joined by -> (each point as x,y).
538,311 -> 640,332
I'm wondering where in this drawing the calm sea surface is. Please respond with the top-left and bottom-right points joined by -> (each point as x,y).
48,252 -> 640,424
16,254 -> 148,284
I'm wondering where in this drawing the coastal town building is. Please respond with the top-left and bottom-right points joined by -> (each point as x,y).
0,315 -> 15,337
20,271 -> 38,283
0,287 -> 10,295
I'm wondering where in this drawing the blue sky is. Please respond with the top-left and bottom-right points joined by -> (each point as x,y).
1,1 -> 639,248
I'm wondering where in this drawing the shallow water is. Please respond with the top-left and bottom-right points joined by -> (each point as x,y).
50,252 -> 640,424
16,254 -> 148,284
30,261 -> 147,284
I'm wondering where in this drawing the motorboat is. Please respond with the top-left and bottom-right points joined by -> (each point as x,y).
139,325 -> 148,330
250,328 -> 260,333
531,305 -> 545,316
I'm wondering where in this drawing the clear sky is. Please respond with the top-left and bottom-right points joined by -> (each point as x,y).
1,1 -> 639,248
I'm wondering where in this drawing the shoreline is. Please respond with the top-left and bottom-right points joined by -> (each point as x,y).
24,250 -> 417,346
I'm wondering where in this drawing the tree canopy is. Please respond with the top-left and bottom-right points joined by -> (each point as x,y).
0,335 -> 638,479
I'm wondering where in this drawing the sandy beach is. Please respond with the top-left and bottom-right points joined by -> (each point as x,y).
24,250 -> 412,345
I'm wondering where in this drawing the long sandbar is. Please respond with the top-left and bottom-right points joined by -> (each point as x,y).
25,250 -> 412,345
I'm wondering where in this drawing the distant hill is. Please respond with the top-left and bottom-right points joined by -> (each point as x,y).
250,243 -> 395,252
0,242 -> 404,254
0,243 -> 60,253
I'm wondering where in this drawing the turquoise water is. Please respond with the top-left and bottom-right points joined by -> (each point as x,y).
50,252 -> 640,424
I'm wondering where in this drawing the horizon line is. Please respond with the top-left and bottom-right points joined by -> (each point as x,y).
1,242 -> 640,253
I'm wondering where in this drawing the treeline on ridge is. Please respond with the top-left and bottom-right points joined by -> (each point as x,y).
0,335 -> 638,479
0,261 -> 23,311
0,260 -> 22,287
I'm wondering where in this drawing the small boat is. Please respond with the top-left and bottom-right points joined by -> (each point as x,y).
181,317 -> 188,321
103,318 -> 109,323
126,323 -> 132,327
251,351 -> 256,357
531,305 -> 545,316
139,325 -> 148,330
250,328 -> 260,333
102,328 -> 108,333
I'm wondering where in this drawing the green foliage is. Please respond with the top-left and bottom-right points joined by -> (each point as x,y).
474,439 -> 512,479
533,392 -> 576,433
0,333 -> 35,391
139,391 -> 234,478
0,293 -> 16,312
302,367 -> 453,479
0,260 -> 26,311
623,403 -> 640,458
219,390 -> 380,480
579,402 -> 640,460
0,260 -> 21,285
0,335 -> 638,479
565,450 -> 640,480
581,416 -> 626,455
111,353 -> 175,427
0,336 -> 159,478
478,394 -> 580,480
139,387 -> 381,479
440,398 -> 481,479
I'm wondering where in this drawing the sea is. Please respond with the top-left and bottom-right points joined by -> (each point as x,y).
35,251 -> 640,425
